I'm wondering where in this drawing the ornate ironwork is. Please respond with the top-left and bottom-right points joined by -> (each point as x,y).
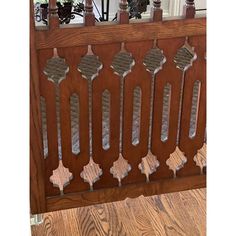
34,0 -> 151,25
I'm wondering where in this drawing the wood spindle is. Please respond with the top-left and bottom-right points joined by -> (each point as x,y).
84,0 -> 95,26
151,0 -> 163,22
49,0 -> 59,30
183,0 -> 195,19
118,0 -> 129,24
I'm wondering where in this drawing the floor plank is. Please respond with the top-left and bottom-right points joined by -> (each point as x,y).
31,188 -> 206,236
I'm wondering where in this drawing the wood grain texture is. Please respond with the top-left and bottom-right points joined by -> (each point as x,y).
46,174 -> 206,212
35,17 -> 206,49
32,188 -> 206,236
30,0 -> 46,214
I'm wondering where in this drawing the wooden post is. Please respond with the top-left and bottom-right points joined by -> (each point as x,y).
84,0 -> 95,26
151,0 -> 163,22
118,0 -> 129,24
183,0 -> 195,19
49,0 -> 59,30
30,0 -> 46,214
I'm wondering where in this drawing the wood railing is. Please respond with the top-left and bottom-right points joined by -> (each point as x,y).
30,0 -> 206,214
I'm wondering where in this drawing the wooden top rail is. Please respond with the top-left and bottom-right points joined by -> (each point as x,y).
35,17 -> 206,49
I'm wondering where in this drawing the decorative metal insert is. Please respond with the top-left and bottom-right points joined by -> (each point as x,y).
79,45 -> 103,190
111,43 -> 135,77
49,160 -> 73,195
138,151 -> 160,182
166,147 -> 187,178
78,45 -> 103,80
102,89 -> 111,150
110,153 -> 131,187
189,80 -> 201,138
161,83 -> 171,142
40,96 -> 48,159
143,45 -> 166,75
70,93 -> 80,155
132,86 -> 142,146
194,143 -> 206,174
44,49 -> 69,85
174,38 -> 197,71
80,159 -> 103,191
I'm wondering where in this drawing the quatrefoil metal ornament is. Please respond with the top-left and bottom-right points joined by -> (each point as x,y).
166,147 -> 187,178
138,151 -> 160,182
143,43 -> 166,75
110,154 -> 131,187
174,37 -> 197,71
111,42 -> 135,77
78,45 -> 103,80
44,48 -> 69,85
80,159 -> 103,191
194,143 -> 207,174
49,160 -> 73,195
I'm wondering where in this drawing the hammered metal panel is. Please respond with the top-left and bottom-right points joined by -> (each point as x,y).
44,49 -> 69,84
111,43 -> 135,77
102,89 -> 111,150
78,46 -> 102,80
40,96 -> 48,159
189,80 -> 201,138
143,47 -> 166,75
132,86 -> 142,146
174,39 -> 197,71
161,83 -> 171,142
70,93 -> 80,155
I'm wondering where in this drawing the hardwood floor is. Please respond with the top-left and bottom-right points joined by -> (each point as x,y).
31,188 -> 206,236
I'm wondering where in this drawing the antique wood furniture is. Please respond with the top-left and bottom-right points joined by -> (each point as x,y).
30,0 -> 206,215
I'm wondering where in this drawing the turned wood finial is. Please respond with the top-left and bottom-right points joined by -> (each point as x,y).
49,0 -> 59,30
153,0 -> 161,8
151,0 -> 163,22
118,0 -> 129,24
183,0 -> 195,18
84,0 -> 95,26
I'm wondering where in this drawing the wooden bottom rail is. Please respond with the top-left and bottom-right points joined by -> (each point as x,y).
46,174 -> 206,212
